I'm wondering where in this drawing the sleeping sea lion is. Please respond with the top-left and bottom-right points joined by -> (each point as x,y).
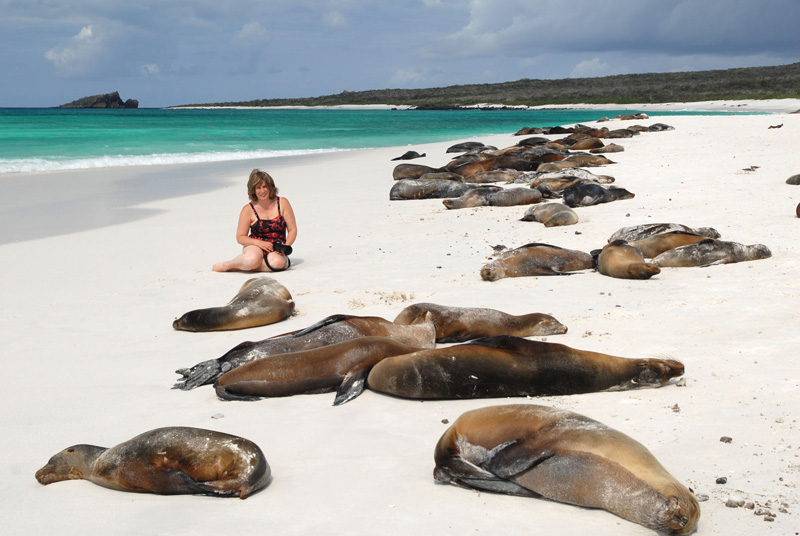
35,427 -> 270,499
393,303 -> 567,343
368,335 -> 683,399
653,239 -> 772,267
443,186 -> 542,209
214,336 -> 422,405
433,404 -> 700,534
389,178 -> 480,200
594,240 -> 660,280
627,231 -> 710,258
391,151 -> 426,161
392,163 -> 439,180
172,277 -> 294,332
608,223 -> 721,243
520,203 -> 578,227
562,184 -> 634,208
480,243 -> 593,281
174,312 -> 436,390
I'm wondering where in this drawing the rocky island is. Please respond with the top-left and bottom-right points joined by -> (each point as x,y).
57,92 -> 139,109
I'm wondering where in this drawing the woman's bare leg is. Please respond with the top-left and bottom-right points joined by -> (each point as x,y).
264,251 -> 289,271
213,246 -> 265,272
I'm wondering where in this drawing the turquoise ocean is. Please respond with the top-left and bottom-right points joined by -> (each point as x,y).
0,107 -> 743,175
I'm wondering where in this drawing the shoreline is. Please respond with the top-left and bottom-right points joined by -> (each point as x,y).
2,108 -> 799,535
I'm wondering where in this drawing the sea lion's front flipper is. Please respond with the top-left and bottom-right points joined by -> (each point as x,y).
481,437 -> 557,480
173,359 -> 223,390
333,369 -> 369,406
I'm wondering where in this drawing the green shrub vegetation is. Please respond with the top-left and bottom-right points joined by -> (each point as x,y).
176,63 -> 800,108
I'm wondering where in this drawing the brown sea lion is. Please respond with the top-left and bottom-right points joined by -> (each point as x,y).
562,153 -> 613,166
590,142 -> 624,154
653,239 -> 772,267
443,186 -> 542,209
35,427 -> 270,499
594,240 -> 660,280
481,243 -> 593,281
520,202 -> 579,227
368,335 -> 684,399
214,336 -> 422,405
628,231 -> 710,258
172,277 -> 294,332
608,223 -> 721,242
392,163 -> 439,180
562,184 -> 634,208
569,137 -> 605,150
174,312 -> 436,390
796,202 -> 800,218
433,404 -> 700,534
391,151 -> 426,161
470,170 -> 522,183
393,303 -> 567,343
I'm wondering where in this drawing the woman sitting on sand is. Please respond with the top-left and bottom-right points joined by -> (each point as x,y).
213,169 -> 297,272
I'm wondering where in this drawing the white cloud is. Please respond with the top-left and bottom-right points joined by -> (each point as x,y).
232,21 -> 269,48
141,64 -> 160,75
323,11 -> 347,28
44,25 -> 105,76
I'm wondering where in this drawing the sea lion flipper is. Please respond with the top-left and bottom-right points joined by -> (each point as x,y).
333,369 -> 369,406
291,314 -> 355,338
173,359 -> 223,390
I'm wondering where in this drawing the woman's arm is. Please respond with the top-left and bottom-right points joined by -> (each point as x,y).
281,198 -> 298,246
235,205 -> 271,251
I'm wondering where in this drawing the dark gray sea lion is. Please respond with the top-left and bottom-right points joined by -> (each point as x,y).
562,184 -> 634,207
369,335 -> 684,399
432,404 -> 700,534
521,202 -> 579,227
594,240 -> 660,280
516,136 -> 550,147
653,239 -> 772,267
648,123 -> 674,131
35,427 -> 270,499
172,277 -> 294,332
525,168 -> 615,186
174,312 -> 436,390
391,151 -> 426,161
418,171 -> 464,181
446,141 -> 487,153
480,243 -> 593,281
609,223 -> 721,243
786,174 -> 800,185
628,231 -> 711,258
393,303 -> 567,343
443,186 -> 542,209
214,336 -> 422,405
392,163 -> 439,180
389,178 -> 480,200
606,128 -> 637,138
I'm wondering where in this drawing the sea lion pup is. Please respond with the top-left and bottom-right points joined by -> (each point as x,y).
393,303 -> 567,343
521,203 -> 578,227
627,231 -> 710,258
442,186 -> 542,209
481,243 -> 593,281
172,277 -> 294,332
368,335 -> 684,399
653,239 -> 772,268
214,336 -> 422,405
433,404 -> 700,535
35,427 -> 270,499
594,240 -> 661,280
174,312 -> 436,390
391,151 -> 426,161
389,178 -> 480,200
562,183 -> 634,208
608,223 -> 721,243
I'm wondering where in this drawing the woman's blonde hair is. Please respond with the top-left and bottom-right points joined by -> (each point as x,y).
247,169 -> 278,202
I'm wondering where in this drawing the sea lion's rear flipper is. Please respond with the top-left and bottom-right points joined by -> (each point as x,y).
291,314 -> 355,338
333,369 -> 369,406
150,469 -> 226,496
434,450 -> 538,497
173,359 -> 223,390
481,437 -> 557,480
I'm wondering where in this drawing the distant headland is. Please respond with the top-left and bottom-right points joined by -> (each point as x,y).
57,92 -> 139,109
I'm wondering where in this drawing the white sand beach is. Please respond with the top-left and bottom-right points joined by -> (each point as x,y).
2,100 -> 799,535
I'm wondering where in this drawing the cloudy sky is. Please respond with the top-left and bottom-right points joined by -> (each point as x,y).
2,0 -> 799,108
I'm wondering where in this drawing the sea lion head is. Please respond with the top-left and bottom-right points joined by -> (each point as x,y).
656,486 -> 701,535
480,264 -> 503,282
35,444 -> 105,484
636,358 -> 685,387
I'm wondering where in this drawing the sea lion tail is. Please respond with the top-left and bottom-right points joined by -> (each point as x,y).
173,359 -> 223,390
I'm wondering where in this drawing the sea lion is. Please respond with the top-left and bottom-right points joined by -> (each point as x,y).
433,404 -> 700,534
389,178 -> 480,200
470,170 -> 522,183
392,163 -> 439,180
562,184 -> 634,207
481,243 -> 593,281
35,427 -> 270,499
796,202 -> 800,218
446,141 -> 487,153
520,203 -> 578,227
214,336 -> 422,405
369,335 -> 683,399
174,312 -> 436,390
443,186 -> 542,209
590,142 -> 624,154
594,240 -> 661,280
653,239 -> 772,267
391,151 -> 426,161
786,174 -> 800,185
569,137 -> 604,150
627,231 -> 710,258
516,136 -> 550,147
172,277 -> 294,332
393,303 -> 567,343
562,153 -> 613,167
608,223 -> 721,242
648,123 -> 674,131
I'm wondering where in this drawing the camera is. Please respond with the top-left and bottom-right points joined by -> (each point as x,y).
272,242 -> 292,255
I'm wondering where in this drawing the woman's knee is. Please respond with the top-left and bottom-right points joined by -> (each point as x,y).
242,251 -> 264,270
